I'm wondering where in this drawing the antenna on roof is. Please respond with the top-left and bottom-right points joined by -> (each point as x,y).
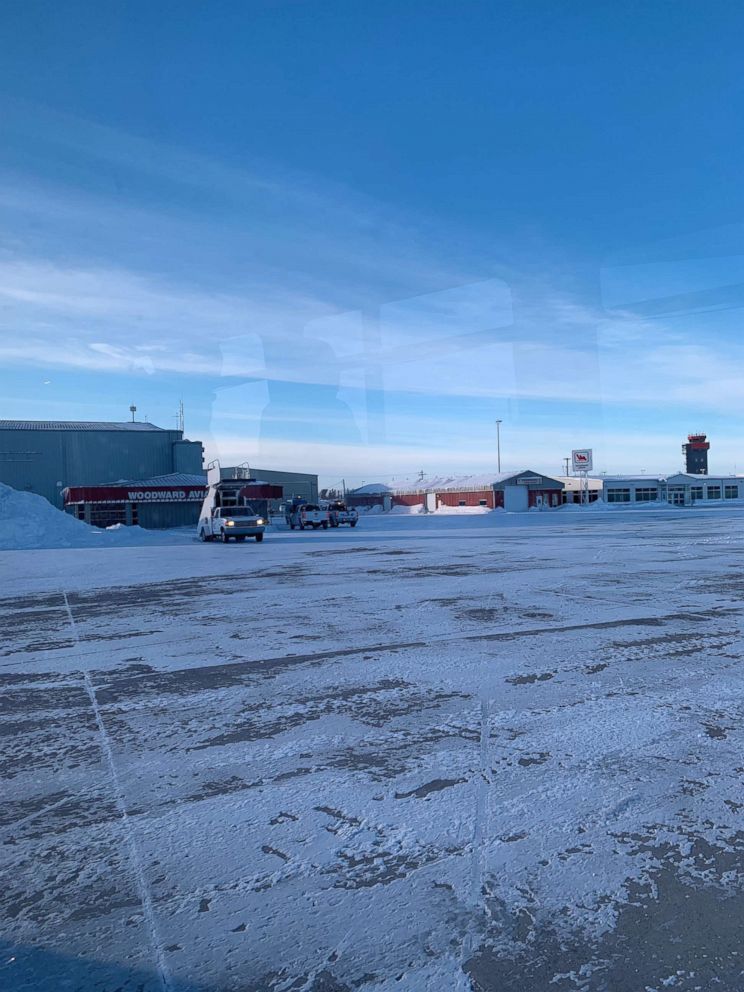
129,404 -> 137,422
178,399 -> 185,433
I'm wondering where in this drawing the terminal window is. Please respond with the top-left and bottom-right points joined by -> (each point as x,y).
634,488 -> 657,502
606,488 -> 631,503
690,487 -> 704,500
724,485 -> 738,499
707,486 -> 721,499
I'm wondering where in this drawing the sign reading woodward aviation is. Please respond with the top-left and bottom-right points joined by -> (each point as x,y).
127,489 -> 205,501
63,485 -> 207,504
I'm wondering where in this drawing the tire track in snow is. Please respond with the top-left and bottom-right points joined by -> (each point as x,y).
62,590 -> 172,992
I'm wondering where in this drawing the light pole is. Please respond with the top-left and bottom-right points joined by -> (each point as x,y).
495,419 -> 502,473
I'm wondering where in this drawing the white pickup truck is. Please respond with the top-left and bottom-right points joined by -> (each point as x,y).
327,500 -> 359,527
198,505 -> 266,543
198,462 -> 269,545
286,503 -> 330,530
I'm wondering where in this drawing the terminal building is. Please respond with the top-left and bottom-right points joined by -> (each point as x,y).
602,473 -> 743,506
558,476 -> 602,504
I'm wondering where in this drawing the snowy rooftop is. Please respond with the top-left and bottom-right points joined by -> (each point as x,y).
352,471 -> 548,494
559,476 -> 604,491
0,420 -> 171,432
600,474 -> 670,482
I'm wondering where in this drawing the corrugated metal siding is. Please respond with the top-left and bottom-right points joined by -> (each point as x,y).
173,440 -> 204,475
0,430 -> 65,505
0,427 -> 188,505
136,502 -> 201,529
251,468 -> 318,502
62,432 -> 177,487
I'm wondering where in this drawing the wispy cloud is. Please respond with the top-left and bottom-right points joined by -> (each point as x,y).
3,98 -> 744,478
4,253 -> 744,421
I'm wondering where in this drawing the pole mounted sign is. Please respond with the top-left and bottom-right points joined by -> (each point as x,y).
571,448 -> 593,505
571,449 -> 593,473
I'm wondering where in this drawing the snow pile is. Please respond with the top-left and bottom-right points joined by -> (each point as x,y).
103,522 -> 189,543
0,483 -> 112,550
0,483 -> 195,550
388,503 -> 424,514
434,504 -> 492,514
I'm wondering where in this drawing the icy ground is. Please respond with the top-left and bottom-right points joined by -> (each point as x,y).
2,509 -> 744,992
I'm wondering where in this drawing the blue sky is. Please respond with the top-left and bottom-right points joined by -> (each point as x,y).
2,1 -> 744,483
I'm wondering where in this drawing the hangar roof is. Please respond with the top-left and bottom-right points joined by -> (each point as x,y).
98,473 -> 207,488
0,420 -> 169,432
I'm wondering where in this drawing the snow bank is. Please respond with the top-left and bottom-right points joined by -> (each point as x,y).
0,483 -> 195,550
358,503 -> 489,516
389,503 -> 424,514
560,499 -> 675,512
0,483 -> 109,550
433,504 -> 492,515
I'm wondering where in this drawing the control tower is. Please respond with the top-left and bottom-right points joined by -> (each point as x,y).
682,433 -> 709,475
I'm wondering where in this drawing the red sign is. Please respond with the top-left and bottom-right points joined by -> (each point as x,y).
63,485 -> 207,504
239,484 -> 284,500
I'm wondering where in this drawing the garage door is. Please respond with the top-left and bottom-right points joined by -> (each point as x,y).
504,485 -> 529,511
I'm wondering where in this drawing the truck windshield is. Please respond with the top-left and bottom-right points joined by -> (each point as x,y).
219,506 -> 255,517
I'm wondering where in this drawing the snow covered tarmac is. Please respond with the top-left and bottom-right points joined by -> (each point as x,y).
2,509 -> 744,992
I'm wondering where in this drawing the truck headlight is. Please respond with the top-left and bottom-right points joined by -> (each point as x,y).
226,520 -> 235,527
256,518 -> 265,525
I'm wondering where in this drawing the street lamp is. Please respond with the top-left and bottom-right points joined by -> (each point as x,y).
495,419 -> 502,473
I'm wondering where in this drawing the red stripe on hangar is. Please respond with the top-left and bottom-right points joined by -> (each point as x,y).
63,485 -> 207,503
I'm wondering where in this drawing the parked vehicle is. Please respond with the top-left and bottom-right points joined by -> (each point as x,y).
198,462 -> 267,543
327,500 -> 359,527
285,501 -> 330,530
